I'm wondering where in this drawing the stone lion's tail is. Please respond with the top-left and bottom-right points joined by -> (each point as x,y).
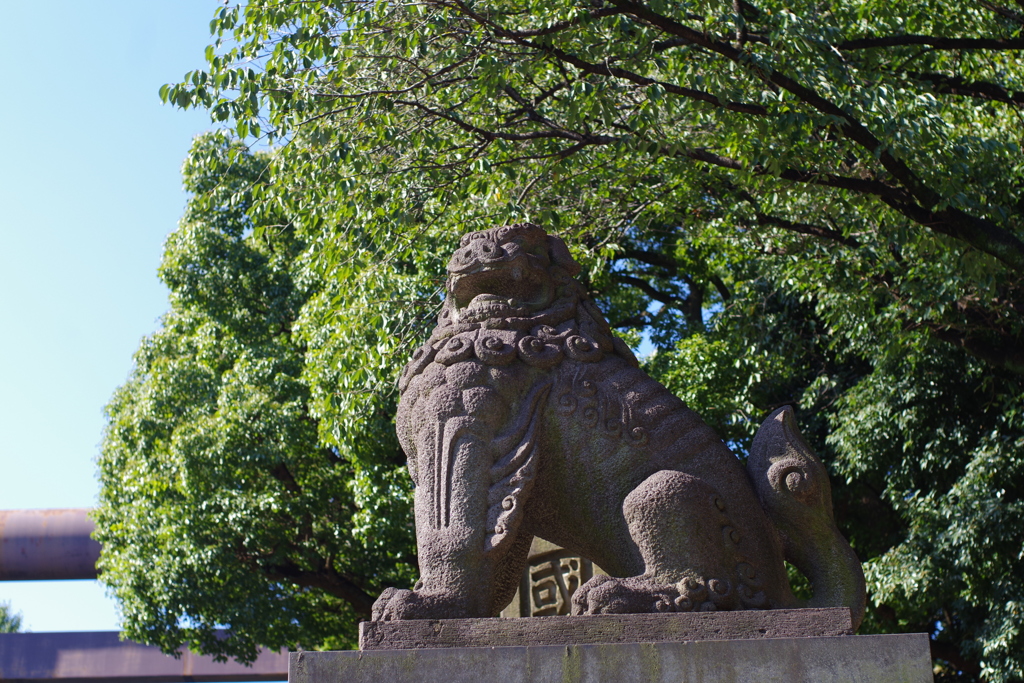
746,406 -> 867,630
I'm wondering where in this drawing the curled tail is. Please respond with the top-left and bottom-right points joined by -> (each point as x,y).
747,406 -> 866,630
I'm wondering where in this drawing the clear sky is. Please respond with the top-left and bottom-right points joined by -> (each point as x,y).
0,1 -> 221,631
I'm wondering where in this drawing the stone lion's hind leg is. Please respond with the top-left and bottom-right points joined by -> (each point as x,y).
572,470 -> 767,615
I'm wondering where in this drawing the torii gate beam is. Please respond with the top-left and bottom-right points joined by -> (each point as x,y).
0,509 -> 99,581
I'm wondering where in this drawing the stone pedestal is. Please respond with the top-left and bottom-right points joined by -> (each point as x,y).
361,608 -> 852,650
289,609 -> 933,682
291,634 -> 931,682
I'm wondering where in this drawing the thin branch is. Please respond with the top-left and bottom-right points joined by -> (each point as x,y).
521,39 -> 769,115
979,0 -> 1024,24
446,0 -> 767,115
393,98 -> 615,143
501,6 -> 625,37
733,188 -> 861,247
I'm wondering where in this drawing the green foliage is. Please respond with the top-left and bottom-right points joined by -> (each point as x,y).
96,133 -> 417,661
100,0 -> 1024,678
0,602 -> 22,633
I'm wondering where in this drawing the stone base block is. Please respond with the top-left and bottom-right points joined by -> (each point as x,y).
290,633 -> 932,682
360,608 -> 852,650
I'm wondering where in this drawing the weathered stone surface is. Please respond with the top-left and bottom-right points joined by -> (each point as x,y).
360,607 -> 852,650
374,224 -> 865,627
292,633 -> 932,683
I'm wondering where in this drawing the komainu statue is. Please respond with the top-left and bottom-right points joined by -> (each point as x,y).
375,224 -> 866,627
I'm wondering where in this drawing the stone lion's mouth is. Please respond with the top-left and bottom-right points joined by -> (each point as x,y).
449,258 -> 555,319
468,293 -> 515,309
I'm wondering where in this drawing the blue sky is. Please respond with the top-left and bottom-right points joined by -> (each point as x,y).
0,2 -> 222,631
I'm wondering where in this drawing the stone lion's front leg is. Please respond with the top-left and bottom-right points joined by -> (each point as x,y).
373,414 -> 497,619
376,378 -> 541,620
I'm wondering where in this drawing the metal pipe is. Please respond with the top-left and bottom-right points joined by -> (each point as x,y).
0,509 -> 100,581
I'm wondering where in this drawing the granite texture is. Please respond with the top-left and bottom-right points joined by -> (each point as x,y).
375,224 -> 865,627
359,607 -> 853,650
291,634 -> 932,683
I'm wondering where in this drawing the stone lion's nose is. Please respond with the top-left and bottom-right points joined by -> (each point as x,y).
459,240 -> 504,264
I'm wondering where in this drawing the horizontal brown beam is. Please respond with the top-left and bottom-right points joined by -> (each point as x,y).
0,631 -> 287,682
0,510 -> 99,581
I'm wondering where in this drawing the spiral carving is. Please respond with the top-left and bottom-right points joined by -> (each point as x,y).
767,456 -> 819,504
474,334 -> 516,365
516,335 -> 563,368
399,343 -> 437,392
564,335 -> 603,362
435,335 -> 475,365
629,426 -> 649,445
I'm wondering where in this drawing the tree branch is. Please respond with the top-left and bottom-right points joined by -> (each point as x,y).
911,71 -> 1024,105
270,463 -> 302,493
605,0 -> 1024,272
929,325 -> 1024,375
266,563 -> 376,617
622,246 -> 733,301
837,34 -> 1024,50
753,213 -> 861,248
613,272 -> 706,331
614,273 -> 687,307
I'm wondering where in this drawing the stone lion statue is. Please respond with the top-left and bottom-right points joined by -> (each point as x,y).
374,224 -> 865,627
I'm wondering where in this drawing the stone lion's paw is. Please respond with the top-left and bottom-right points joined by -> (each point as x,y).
571,575 -> 680,615
371,587 -> 418,621
570,574 -> 616,615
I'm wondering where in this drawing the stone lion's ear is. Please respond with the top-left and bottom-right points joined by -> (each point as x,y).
548,235 -> 581,276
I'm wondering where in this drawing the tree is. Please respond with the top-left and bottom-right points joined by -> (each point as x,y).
95,133 -> 421,660
0,602 -> 22,633
98,0 -> 1024,678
